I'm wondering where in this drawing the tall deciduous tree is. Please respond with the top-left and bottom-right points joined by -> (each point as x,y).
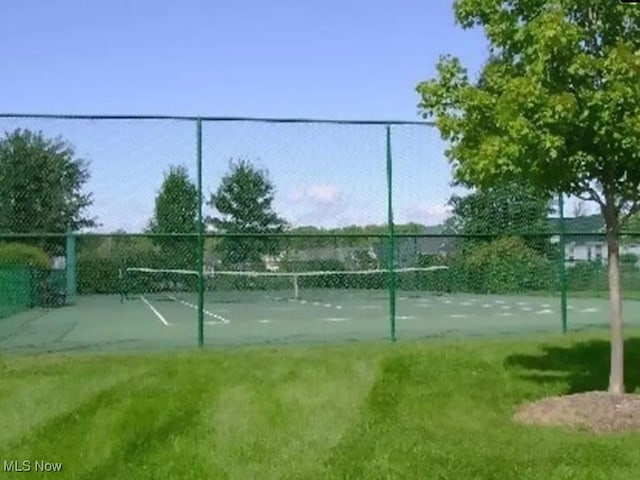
446,182 -> 553,255
417,1 -> 640,393
208,159 -> 286,267
148,165 -> 199,269
0,129 -> 95,234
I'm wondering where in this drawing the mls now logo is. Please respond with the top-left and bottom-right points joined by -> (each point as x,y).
3,460 -> 63,473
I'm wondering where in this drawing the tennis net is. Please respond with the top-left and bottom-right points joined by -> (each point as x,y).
121,265 -> 450,304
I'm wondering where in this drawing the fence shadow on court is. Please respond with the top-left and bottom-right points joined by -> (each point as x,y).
504,337 -> 640,394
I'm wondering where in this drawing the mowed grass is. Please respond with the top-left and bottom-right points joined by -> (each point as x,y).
2,331 -> 640,479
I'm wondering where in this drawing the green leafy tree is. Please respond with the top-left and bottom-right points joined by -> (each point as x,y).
462,236 -> 553,294
208,159 -> 286,267
417,1 -> 640,393
286,223 -> 429,251
446,182 -> 553,255
148,165 -> 199,269
0,129 -> 95,237
77,230 -> 160,295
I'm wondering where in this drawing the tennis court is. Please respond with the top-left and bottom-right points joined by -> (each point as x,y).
2,285 -> 639,354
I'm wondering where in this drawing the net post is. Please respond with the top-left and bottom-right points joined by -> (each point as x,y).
65,230 -> 77,306
558,193 -> 568,333
196,118 -> 205,347
119,268 -> 124,303
386,125 -> 397,342
293,274 -> 299,300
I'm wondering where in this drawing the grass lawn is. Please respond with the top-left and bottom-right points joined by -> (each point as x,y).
2,330 -> 640,479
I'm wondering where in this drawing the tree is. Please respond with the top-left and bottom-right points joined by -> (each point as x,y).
148,165 -> 199,269
208,159 -> 286,267
417,1 -> 640,393
462,236 -> 553,294
285,223 -> 430,251
0,129 -> 95,236
445,182 -> 553,255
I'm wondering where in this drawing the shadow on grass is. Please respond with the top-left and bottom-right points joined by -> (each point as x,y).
505,337 -> 640,394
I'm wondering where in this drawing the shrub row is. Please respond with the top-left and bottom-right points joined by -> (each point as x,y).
74,238 -> 640,297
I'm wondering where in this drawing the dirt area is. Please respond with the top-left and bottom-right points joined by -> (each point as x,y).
514,391 -> 640,434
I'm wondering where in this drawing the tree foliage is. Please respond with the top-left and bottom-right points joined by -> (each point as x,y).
418,1 -> 640,219
0,129 -> 95,235
461,236 -> 553,294
285,223 -> 430,250
148,165 -> 198,235
0,242 -> 51,269
208,159 -> 286,267
446,182 -> 553,255
417,0 -> 640,393
148,165 -> 199,269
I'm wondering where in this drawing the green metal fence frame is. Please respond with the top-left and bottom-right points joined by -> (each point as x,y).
0,113 -> 624,347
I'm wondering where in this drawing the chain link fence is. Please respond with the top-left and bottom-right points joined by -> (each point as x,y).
0,114 -> 636,353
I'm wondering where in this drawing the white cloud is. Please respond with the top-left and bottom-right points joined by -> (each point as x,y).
291,183 -> 344,205
91,207 -> 152,233
404,202 -> 451,225
287,182 -> 348,226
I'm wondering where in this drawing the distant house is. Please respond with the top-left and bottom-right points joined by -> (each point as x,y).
256,214 -> 640,272
564,240 -> 640,265
372,236 -> 456,269
549,214 -> 640,265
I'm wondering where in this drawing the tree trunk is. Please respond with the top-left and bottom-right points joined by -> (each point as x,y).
606,227 -> 625,394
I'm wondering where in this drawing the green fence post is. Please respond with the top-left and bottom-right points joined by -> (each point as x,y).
386,125 -> 397,342
66,230 -> 77,305
558,193 -> 568,333
197,118 -> 205,348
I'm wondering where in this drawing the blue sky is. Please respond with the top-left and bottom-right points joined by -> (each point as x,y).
1,0 -> 496,232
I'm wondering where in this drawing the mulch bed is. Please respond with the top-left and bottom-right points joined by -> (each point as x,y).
514,391 -> 640,434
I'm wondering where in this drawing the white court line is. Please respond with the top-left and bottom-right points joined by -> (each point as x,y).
140,295 -> 170,326
168,295 -> 230,324
287,298 -> 343,310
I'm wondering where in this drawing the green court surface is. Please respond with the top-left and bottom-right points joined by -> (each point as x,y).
2,290 -> 640,354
